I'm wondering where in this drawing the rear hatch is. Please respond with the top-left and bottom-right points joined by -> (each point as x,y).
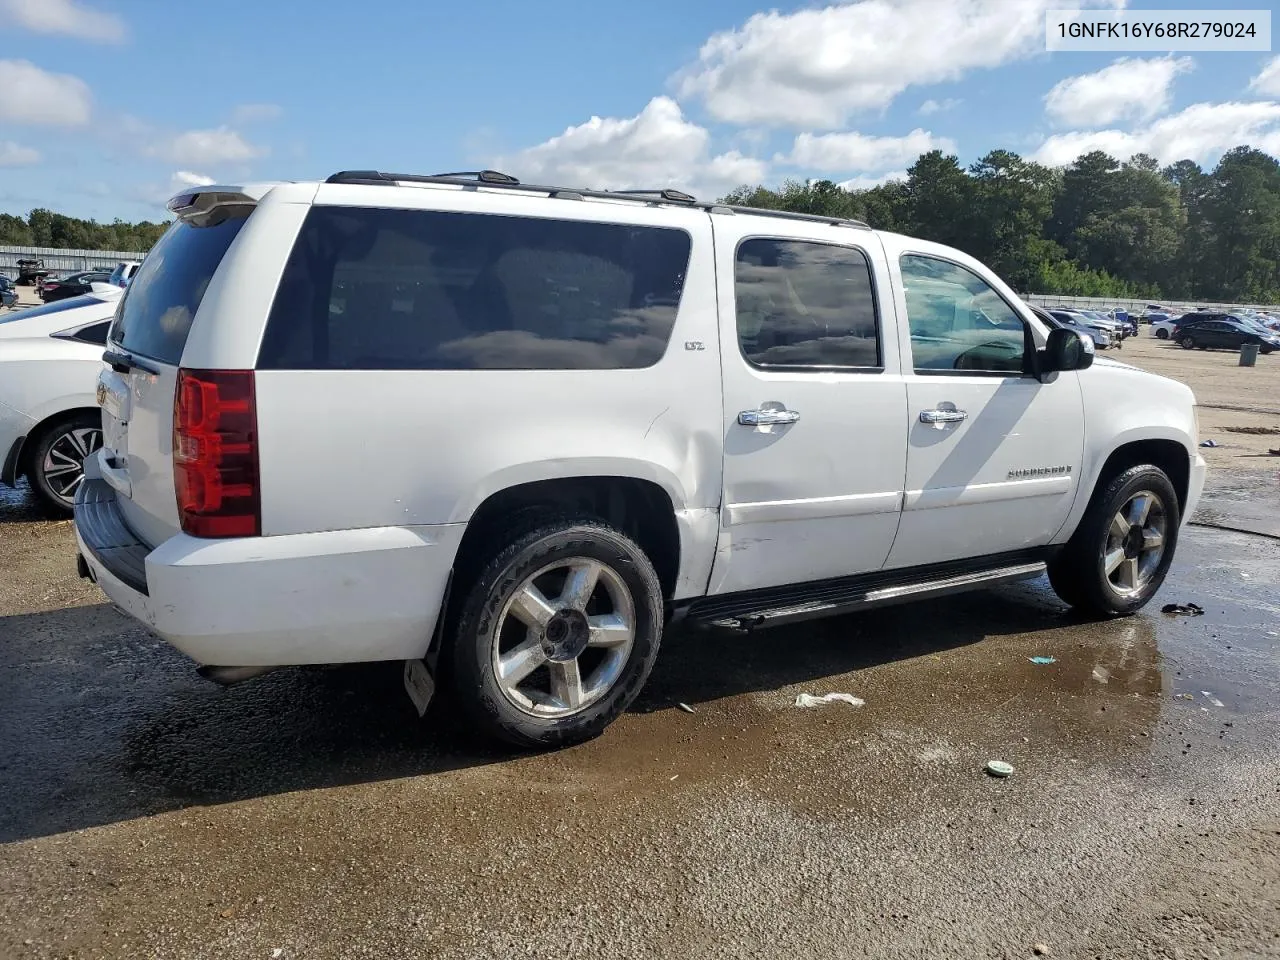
97,193 -> 257,547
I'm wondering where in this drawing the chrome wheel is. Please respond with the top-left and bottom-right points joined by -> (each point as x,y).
41,426 -> 101,504
1103,490 -> 1167,597
492,558 -> 636,719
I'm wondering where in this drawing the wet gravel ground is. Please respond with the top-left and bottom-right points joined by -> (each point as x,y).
2,478 -> 1279,959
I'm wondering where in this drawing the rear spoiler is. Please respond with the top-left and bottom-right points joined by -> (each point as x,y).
166,183 -> 280,223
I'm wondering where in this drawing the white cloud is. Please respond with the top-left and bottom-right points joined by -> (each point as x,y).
781,128 -> 955,172
503,96 -> 766,200
0,59 -> 92,126
674,0 -> 1122,129
0,140 -> 40,166
0,0 -> 126,43
170,170 -> 216,191
1031,101 -> 1280,167
1250,56 -> 1280,97
838,170 -> 908,191
1045,56 -> 1194,127
231,103 -> 283,125
919,98 -> 961,116
145,126 -> 266,166
707,150 -> 769,189
129,171 -> 217,210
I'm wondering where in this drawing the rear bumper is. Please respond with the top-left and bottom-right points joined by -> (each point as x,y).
74,474 -> 465,666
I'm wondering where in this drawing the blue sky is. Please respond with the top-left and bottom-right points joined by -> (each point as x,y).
1,0 -> 1277,223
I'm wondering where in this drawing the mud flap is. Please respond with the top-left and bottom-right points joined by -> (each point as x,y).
403,659 -> 436,717
403,569 -> 453,717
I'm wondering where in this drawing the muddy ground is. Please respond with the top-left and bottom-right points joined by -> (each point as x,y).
1,321 -> 1278,959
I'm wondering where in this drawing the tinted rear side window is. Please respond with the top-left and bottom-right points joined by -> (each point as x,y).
257,206 -> 692,370
108,216 -> 247,364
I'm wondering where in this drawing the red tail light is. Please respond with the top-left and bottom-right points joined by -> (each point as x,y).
173,369 -> 260,538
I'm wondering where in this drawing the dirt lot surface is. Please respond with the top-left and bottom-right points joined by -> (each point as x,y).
2,322 -> 1279,960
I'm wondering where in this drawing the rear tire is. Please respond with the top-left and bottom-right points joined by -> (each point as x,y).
26,411 -> 102,515
1155,328 -> 1169,340
1048,465 -> 1180,618
448,517 -> 664,749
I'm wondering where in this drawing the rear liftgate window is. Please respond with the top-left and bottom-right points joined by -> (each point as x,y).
108,215 -> 249,364
257,207 -> 692,370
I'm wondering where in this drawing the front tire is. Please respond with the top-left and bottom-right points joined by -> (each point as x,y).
1048,465 -> 1180,618
448,518 -> 664,749
1180,336 -> 1195,350
26,412 -> 102,514
1155,328 -> 1169,340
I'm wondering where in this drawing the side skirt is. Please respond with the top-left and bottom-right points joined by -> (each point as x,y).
674,548 -> 1056,631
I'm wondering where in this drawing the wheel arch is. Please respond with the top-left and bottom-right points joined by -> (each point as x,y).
1094,439 -> 1191,515
1054,429 -> 1194,545
452,475 -> 685,602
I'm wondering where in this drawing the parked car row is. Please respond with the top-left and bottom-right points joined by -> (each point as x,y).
1,260 -> 143,304
1044,306 -> 1130,348
1175,314 -> 1280,354
1146,307 -> 1280,356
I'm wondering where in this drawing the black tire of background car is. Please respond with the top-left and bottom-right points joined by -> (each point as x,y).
1047,464 -> 1181,618
1181,337 -> 1196,349
26,410 -> 100,515
1156,329 -> 1169,339
447,516 -> 664,749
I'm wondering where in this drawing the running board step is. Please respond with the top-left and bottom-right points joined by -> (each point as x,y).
685,558 -> 1048,631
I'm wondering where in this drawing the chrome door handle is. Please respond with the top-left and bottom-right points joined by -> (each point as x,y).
919,408 -> 967,425
739,408 -> 800,426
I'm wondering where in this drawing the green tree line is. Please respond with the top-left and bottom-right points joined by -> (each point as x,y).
0,209 -> 169,254
723,145 -> 1280,303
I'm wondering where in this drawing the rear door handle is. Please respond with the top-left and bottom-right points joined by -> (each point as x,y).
919,408 -> 967,426
739,408 -> 800,426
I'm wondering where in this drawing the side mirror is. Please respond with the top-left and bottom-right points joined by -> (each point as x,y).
1041,328 -> 1094,378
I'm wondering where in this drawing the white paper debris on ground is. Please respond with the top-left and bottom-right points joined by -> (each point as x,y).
1091,666 -> 1111,684
794,692 -> 865,708
1201,691 -> 1225,708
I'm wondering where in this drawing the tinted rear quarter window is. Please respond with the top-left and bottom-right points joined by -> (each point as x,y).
258,206 -> 692,370
108,217 -> 246,363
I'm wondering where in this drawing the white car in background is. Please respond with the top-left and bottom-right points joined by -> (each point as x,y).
108,261 -> 143,288
0,290 -> 121,512
1150,315 -> 1185,340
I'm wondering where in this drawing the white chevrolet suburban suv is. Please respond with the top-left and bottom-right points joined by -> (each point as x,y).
75,170 -> 1206,748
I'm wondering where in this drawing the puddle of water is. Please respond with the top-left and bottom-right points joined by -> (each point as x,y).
0,479 -> 45,521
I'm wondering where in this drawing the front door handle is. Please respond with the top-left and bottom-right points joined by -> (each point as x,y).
919,408 -> 967,427
739,408 -> 800,426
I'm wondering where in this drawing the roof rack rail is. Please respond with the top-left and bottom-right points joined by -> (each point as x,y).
321,169 -> 870,229
608,188 -> 697,203
722,205 -> 870,230
430,170 -> 520,184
